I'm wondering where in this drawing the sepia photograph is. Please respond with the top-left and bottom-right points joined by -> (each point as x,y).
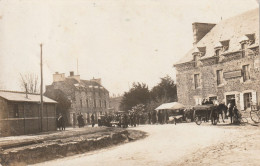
0,0 -> 259,165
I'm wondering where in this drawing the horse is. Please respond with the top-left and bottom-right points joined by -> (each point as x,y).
216,103 -> 228,123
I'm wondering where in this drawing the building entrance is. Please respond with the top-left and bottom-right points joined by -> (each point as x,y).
244,92 -> 252,109
226,95 -> 236,107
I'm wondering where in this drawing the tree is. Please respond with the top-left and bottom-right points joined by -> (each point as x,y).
19,73 -> 39,93
150,75 -> 177,102
120,82 -> 150,111
44,89 -> 71,125
147,76 -> 178,111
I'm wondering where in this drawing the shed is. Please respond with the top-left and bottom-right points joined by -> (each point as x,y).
0,90 -> 57,136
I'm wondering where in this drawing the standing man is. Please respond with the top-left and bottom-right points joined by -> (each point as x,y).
165,111 -> 169,124
73,113 -> 76,128
57,113 -> 65,131
148,111 -> 151,124
91,113 -> 95,127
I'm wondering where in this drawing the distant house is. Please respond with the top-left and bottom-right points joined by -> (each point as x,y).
109,96 -> 123,113
0,90 -> 57,136
45,71 -> 110,126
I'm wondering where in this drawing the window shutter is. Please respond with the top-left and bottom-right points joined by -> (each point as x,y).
252,91 -> 257,105
199,98 -> 202,105
195,98 -> 198,105
240,93 -> 244,110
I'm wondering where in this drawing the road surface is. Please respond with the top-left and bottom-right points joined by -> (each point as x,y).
32,123 -> 260,166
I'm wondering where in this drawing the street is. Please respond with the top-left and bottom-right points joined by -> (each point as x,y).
31,123 -> 260,166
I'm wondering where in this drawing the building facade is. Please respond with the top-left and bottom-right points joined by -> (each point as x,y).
174,8 -> 260,111
45,71 -> 110,125
0,90 -> 57,136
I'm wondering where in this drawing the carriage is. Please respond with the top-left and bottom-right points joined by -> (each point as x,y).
193,104 -> 218,125
250,104 -> 260,123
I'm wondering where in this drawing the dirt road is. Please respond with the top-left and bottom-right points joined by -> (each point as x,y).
32,123 -> 260,166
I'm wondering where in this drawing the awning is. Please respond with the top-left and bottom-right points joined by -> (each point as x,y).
155,102 -> 185,110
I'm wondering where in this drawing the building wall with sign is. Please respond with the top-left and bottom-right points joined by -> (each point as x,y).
175,48 -> 260,110
174,8 -> 259,111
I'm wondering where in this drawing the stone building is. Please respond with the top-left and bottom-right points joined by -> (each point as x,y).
0,90 -> 57,136
45,71 -> 110,125
174,8 -> 260,111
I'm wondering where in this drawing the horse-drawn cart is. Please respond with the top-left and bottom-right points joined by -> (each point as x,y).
193,104 -> 218,125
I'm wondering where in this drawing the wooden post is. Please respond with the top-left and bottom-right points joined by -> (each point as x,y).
23,103 -> 25,134
40,44 -> 43,132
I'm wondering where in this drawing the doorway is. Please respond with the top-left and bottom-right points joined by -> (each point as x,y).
226,95 -> 236,107
243,92 -> 252,109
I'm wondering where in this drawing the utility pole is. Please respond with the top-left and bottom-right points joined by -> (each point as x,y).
40,43 -> 43,132
77,58 -> 79,75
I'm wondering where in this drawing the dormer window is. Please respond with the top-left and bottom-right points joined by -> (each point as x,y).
215,49 -> 220,56
214,40 -> 229,56
239,34 -> 256,58
241,42 -> 246,58
193,54 -> 200,67
192,47 -> 205,67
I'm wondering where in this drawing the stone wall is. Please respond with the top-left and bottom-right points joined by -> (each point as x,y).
175,48 -> 260,110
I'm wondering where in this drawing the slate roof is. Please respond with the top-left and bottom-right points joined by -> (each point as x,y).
52,78 -> 109,93
175,8 -> 259,65
0,90 -> 57,103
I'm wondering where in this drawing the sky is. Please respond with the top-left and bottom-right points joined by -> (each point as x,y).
0,0 -> 258,96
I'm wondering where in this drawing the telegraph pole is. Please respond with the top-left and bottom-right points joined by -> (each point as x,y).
40,43 -> 43,132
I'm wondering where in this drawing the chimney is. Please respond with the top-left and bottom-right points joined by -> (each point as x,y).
53,72 -> 65,82
91,78 -> 102,85
68,71 -> 80,82
192,23 -> 216,45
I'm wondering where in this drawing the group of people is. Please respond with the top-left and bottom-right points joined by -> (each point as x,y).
200,98 -> 242,124
148,110 -> 170,125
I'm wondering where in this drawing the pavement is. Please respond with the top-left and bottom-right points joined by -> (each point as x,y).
31,123 -> 260,166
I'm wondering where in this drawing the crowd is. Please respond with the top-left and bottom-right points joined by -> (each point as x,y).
56,99 -> 246,131
200,98 -> 242,124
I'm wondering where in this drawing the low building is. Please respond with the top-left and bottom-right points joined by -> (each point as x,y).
45,71 -> 110,126
174,8 -> 259,111
0,90 -> 57,136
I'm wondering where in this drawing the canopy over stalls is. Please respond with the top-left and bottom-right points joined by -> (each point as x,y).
155,102 -> 185,111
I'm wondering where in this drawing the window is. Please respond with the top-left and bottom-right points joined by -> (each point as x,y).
209,96 -> 217,103
194,74 -> 200,89
241,43 -> 246,57
242,65 -> 250,82
86,99 -> 89,108
194,55 -> 199,67
80,99 -> 82,108
215,49 -> 220,56
14,104 -> 19,118
99,100 -> 102,108
243,93 -> 252,109
94,100 -> 96,108
195,98 -> 202,105
104,100 -> 107,108
216,70 -> 223,85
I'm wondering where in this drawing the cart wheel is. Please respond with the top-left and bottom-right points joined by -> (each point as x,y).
250,111 -> 260,123
195,116 -> 202,125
